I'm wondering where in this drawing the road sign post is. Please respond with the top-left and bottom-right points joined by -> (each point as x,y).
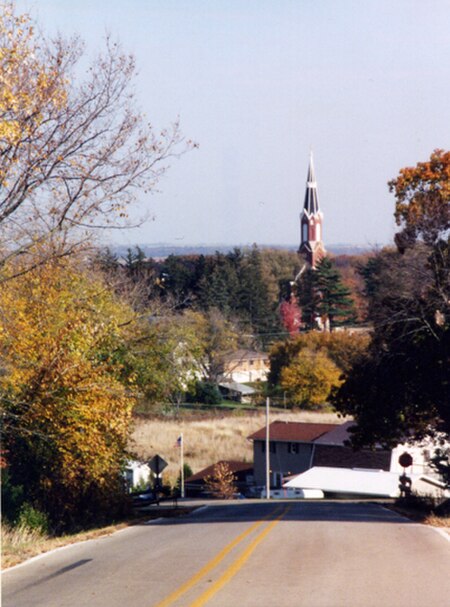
398,452 -> 413,469
398,452 -> 413,497
148,455 -> 168,492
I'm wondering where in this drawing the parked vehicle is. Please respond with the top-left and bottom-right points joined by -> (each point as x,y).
260,487 -> 324,499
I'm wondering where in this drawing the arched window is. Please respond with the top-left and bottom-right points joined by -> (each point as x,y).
302,223 -> 308,242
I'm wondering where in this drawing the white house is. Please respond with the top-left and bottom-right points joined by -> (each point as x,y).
124,460 -> 151,491
220,350 -> 269,383
390,437 -> 448,477
282,426 -> 449,499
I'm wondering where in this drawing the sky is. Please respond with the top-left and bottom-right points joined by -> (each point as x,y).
16,0 -> 450,249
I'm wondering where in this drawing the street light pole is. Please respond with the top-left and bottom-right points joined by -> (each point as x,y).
265,397 -> 270,499
180,432 -> 184,498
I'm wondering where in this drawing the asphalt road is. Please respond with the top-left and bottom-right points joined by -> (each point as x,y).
2,500 -> 450,607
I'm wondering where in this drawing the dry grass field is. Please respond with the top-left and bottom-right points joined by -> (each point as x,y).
129,409 -> 342,484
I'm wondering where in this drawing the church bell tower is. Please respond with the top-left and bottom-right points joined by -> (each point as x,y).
298,152 -> 326,269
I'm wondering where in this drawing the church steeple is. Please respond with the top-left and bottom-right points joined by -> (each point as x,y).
303,152 -> 320,215
299,152 -> 326,268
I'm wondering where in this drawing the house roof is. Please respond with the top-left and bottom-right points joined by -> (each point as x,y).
223,350 -> 269,363
284,466 -> 400,497
313,444 -> 391,470
247,421 -> 339,443
284,467 -> 449,498
313,420 -> 356,445
219,381 -> 256,395
186,460 -> 253,483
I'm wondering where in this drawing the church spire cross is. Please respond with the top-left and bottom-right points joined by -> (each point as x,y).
298,152 -> 326,269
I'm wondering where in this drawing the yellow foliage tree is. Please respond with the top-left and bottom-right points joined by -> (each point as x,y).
0,256 -> 136,526
0,3 -> 68,141
280,348 -> 343,408
269,330 -> 369,389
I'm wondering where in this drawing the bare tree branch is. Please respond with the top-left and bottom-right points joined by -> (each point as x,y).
0,5 -> 197,281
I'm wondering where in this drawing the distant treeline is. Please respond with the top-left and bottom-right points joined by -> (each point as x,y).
110,243 -> 373,259
97,245 -> 369,347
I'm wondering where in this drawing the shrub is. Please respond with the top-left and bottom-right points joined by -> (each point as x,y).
1,468 -> 25,523
133,473 -> 152,493
188,381 -> 222,405
177,463 -> 193,493
204,462 -> 237,499
16,503 -> 49,534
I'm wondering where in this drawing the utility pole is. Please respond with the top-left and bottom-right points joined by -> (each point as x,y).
265,397 -> 270,499
180,433 -> 184,498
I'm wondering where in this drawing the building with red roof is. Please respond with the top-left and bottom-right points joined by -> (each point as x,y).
248,420 -> 391,488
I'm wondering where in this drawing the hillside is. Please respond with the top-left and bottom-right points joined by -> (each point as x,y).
130,410 -> 342,484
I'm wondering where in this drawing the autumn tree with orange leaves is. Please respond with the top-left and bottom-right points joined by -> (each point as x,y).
390,149 -> 449,251
333,151 -> 449,484
204,462 -> 237,499
0,257 -> 138,527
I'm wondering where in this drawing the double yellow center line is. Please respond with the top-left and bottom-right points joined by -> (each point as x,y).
155,504 -> 291,607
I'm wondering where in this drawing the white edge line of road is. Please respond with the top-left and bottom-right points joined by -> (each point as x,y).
144,504 -> 210,525
431,527 -> 450,543
3,522 -> 152,574
3,504 -> 211,574
2,536 -> 102,574
378,504 -> 450,543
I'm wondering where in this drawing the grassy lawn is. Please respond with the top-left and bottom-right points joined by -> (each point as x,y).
386,498 -> 450,530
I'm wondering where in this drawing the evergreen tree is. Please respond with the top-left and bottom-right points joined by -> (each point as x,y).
197,253 -> 240,314
197,266 -> 229,312
161,255 -> 198,308
124,246 -> 147,282
95,247 -> 119,274
314,257 -> 356,330
237,246 -> 281,345
296,267 -> 321,330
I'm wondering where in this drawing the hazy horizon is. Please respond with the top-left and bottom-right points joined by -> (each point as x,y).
17,0 -> 450,251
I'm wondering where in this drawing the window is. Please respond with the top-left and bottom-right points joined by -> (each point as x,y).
274,472 -> 283,488
261,441 -> 277,453
302,223 -> 308,242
